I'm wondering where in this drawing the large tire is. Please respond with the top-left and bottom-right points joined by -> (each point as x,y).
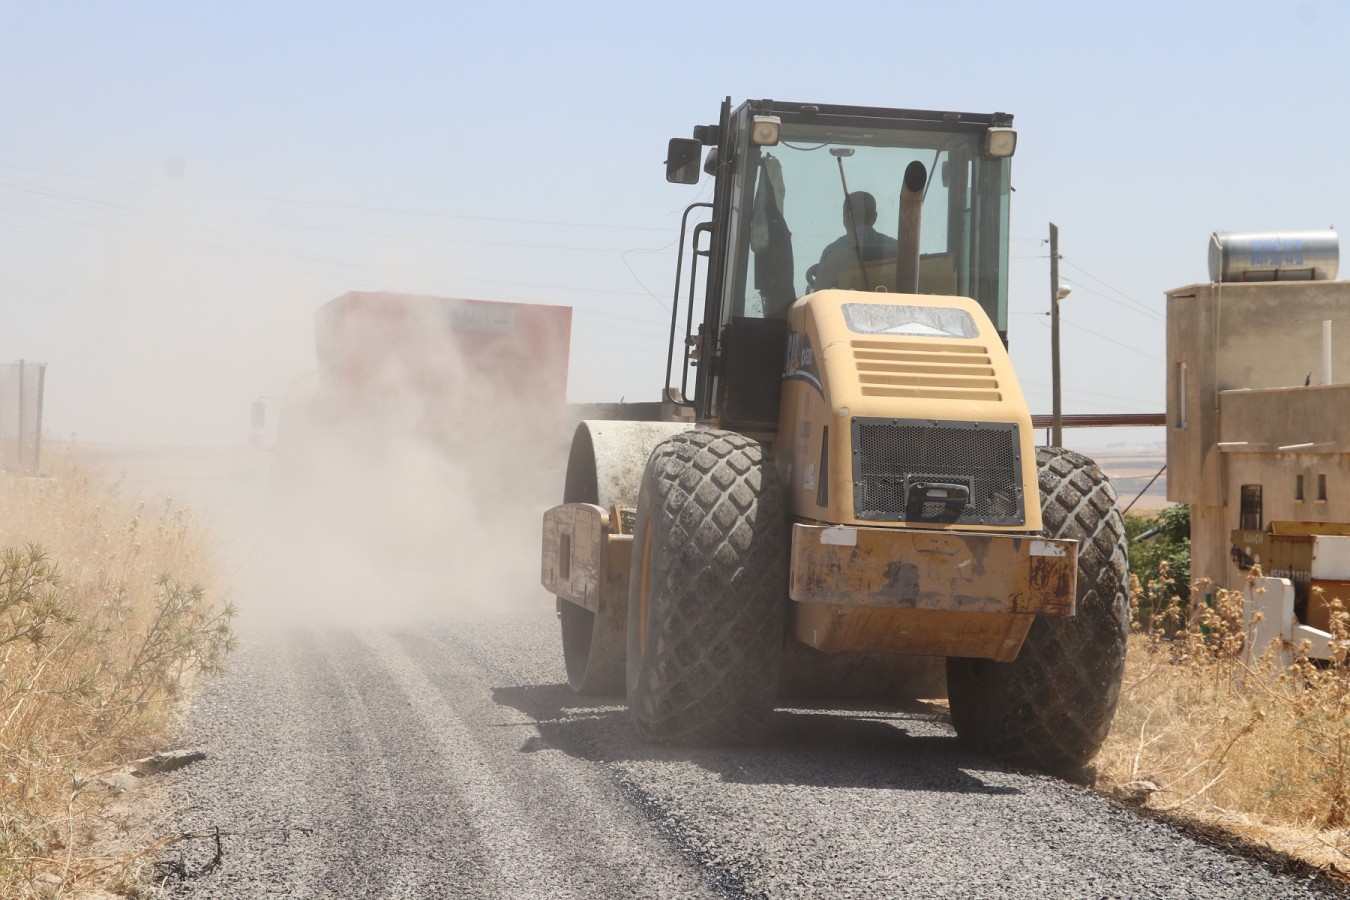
947,446 -> 1130,773
626,430 -> 787,744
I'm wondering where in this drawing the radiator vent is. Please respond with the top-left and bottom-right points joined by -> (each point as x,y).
852,340 -> 1001,402
851,418 -> 1024,526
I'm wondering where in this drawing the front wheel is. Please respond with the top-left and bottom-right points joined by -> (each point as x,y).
626,430 -> 788,744
947,446 -> 1130,773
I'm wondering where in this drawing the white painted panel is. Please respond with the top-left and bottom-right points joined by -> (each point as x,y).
1312,535 -> 1350,578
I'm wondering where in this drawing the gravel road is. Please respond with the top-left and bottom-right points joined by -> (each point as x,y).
155,601 -> 1334,899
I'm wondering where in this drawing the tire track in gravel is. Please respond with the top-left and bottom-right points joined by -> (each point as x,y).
161,628 -> 504,898
363,628 -> 724,899
437,610 -> 1337,900
300,628 -> 504,898
162,621 -> 718,899
161,607 -> 1340,899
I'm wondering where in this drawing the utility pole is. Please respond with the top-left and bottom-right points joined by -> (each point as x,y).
1050,223 -> 1062,447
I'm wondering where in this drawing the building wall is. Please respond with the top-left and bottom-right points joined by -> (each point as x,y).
1166,280 -> 1350,589
1168,281 -> 1350,506
1193,386 -> 1350,589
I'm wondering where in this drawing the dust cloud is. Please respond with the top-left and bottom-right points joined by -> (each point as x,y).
235,294 -> 567,628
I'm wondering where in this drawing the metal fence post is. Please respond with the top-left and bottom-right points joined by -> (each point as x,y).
17,360 -> 26,470
34,363 -> 45,473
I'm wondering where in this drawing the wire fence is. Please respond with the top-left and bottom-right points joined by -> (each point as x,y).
0,361 -> 46,473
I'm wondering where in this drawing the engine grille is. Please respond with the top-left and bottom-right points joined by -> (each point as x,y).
851,418 -> 1025,526
852,339 -> 1001,402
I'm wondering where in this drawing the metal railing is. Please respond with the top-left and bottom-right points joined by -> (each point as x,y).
1030,413 -> 1167,429
0,361 -> 46,473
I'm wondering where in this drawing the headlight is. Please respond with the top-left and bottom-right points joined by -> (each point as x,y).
751,115 -> 781,146
984,127 -> 1017,158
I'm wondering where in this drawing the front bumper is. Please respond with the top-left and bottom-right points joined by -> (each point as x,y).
789,523 -> 1077,661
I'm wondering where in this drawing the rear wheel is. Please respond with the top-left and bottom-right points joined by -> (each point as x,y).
626,430 -> 787,744
947,446 -> 1130,773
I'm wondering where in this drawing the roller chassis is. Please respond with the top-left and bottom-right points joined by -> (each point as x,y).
542,429 -> 1128,771
540,97 -> 1130,773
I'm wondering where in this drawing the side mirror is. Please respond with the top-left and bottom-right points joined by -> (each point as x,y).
665,138 -> 703,184
250,398 -> 267,432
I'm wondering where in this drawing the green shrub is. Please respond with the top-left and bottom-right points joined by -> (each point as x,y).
1125,503 -> 1191,629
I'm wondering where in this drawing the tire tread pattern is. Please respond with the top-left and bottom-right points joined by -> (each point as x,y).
628,430 -> 787,744
947,446 -> 1130,772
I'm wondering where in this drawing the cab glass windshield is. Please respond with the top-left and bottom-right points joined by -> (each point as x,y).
729,118 -> 1011,332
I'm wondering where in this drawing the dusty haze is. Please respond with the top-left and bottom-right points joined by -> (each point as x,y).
71,297 -> 565,630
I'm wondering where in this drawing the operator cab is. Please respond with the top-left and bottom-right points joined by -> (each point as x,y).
664,100 -> 1015,433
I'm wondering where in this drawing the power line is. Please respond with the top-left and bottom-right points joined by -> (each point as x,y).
1019,377 -> 1160,410
0,162 -> 672,233
1059,315 -> 1165,363
0,182 -> 687,316
0,177 -> 677,257
0,174 -> 667,283
1065,279 -> 1166,323
1060,258 -> 1164,322
1024,304 -> 1165,363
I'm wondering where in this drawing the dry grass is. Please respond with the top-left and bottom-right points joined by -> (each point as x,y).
0,448 -> 234,898
1097,563 -> 1350,876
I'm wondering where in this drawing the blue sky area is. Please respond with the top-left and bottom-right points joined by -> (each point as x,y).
2,1 -> 1346,447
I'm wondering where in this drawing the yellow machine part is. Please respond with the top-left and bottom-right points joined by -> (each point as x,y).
541,503 -> 630,616
545,292 -> 1066,663
795,606 -> 1033,662
774,291 -> 1042,533
769,290 -> 1055,658
788,523 -> 1076,661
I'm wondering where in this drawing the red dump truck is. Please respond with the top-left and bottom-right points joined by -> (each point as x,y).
258,291 -> 573,477
315,292 -> 571,461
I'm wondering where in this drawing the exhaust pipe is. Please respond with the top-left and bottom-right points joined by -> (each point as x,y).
895,161 -> 928,295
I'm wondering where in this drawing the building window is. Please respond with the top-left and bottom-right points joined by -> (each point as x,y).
1296,474 -> 1305,501
1175,362 -> 1188,429
1240,484 -> 1263,530
1319,474 -> 1328,502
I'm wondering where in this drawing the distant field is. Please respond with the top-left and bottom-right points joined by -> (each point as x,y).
1088,449 -> 1169,514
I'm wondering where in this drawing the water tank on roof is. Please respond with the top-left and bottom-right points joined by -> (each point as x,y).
1209,230 -> 1339,282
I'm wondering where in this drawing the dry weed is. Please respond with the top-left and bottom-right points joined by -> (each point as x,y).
0,448 -> 234,898
1099,562 -> 1350,875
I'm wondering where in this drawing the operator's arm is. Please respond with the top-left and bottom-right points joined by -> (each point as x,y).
813,238 -> 847,292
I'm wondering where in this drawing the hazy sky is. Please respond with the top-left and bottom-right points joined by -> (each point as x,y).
3,1 -> 1346,448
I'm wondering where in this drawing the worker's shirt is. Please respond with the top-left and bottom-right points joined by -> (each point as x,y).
814,226 -> 898,291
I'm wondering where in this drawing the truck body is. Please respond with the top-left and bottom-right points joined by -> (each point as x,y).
307,291 -> 572,467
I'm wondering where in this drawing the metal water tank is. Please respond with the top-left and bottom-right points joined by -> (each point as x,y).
1208,230 -> 1339,282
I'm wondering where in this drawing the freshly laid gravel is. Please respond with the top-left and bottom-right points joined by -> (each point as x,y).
156,605 -> 1332,899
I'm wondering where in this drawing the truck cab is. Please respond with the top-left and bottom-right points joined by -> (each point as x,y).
665,99 -> 1015,436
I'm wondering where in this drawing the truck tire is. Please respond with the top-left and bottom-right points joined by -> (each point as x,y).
946,446 -> 1130,774
626,430 -> 787,744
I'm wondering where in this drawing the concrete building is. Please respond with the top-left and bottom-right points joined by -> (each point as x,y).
1167,276 -> 1350,590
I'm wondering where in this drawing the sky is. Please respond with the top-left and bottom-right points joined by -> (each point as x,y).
2,1 -> 1347,450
